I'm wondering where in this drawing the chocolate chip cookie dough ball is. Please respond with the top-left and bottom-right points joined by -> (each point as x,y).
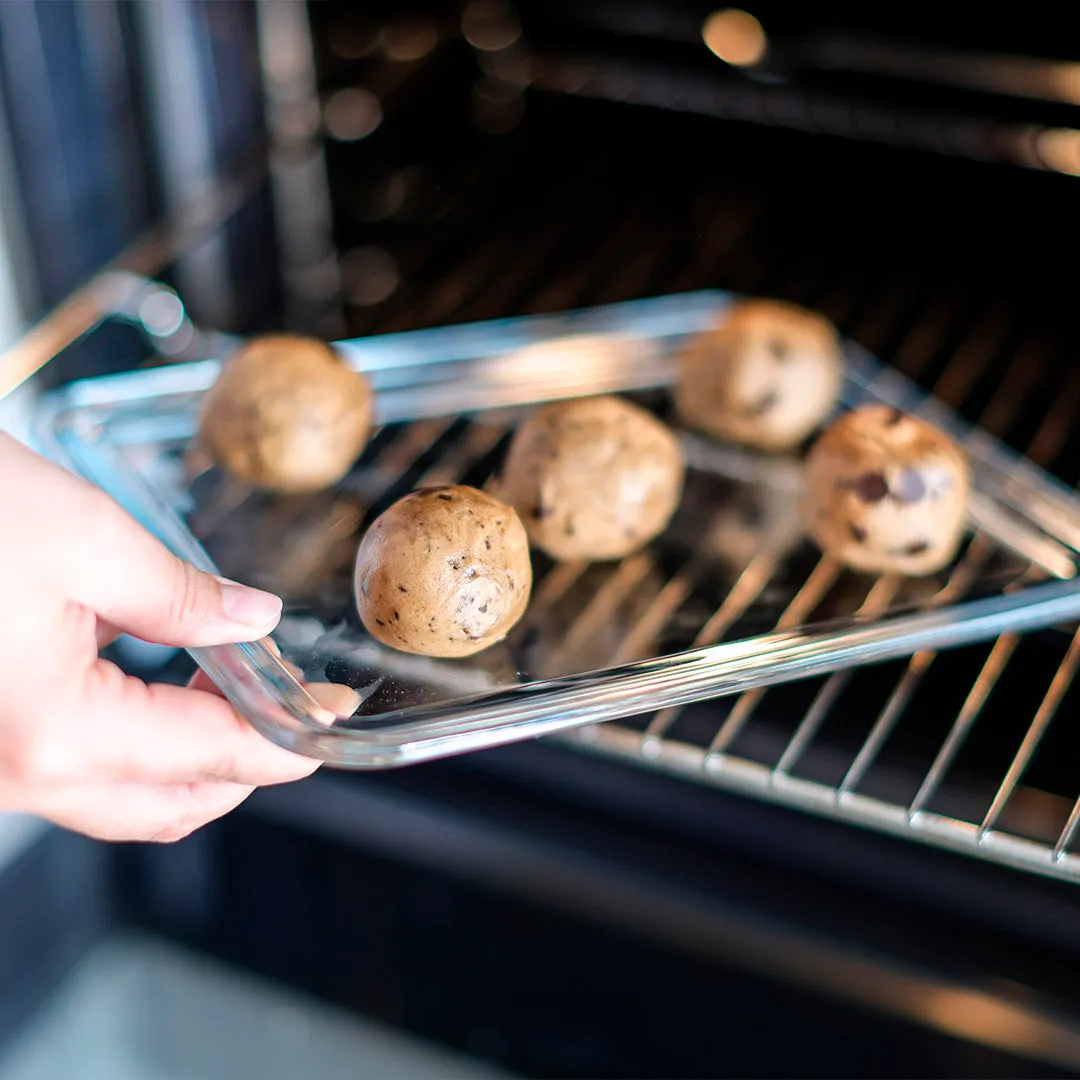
675,299 -> 842,450
499,396 -> 685,561
803,405 -> 970,576
353,486 -> 532,657
199,334 -> 373,493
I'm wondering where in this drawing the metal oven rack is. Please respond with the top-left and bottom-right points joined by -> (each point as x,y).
11,22 -> 1080,886
24,266 -> 1080,888
310,69 -> 1080,882
317,67 -> 1080,881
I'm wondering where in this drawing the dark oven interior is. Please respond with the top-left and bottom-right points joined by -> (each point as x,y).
8,2 -> 1080,1077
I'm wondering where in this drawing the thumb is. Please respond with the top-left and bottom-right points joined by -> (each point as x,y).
72,499 -> 282,648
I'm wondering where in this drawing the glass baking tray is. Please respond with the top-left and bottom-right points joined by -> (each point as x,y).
32,288 -> 1080,768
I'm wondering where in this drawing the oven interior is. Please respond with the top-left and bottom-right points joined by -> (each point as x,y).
7,2 -> 1080,1077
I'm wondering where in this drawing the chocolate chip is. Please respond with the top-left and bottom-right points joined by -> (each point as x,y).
744,391 -> 780,417
893,468 -> 926,504
768,339 -> 789,361
375,618 -> 385,627
850,472 -> 889,503
484,538 -> 492,550
848,522 -> 868,543
903,540 -> 930,556
398,584 -> 408,593
478,604 -> 488,614
533,503 -> 550,520
393,609 -> 400,621
885,408 -> 904,427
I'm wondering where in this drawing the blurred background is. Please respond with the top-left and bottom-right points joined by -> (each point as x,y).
5,1 -> 1080,1077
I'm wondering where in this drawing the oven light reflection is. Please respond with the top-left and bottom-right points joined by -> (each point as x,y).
702,9 -> 767,68
493,335 -> 661,388
323,88 -> 382,142
918,988 -> 1072,1061
1036,128 -> 1080,177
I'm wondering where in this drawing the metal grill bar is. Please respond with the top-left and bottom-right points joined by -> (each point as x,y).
982,632 -> 1080,834
906,631 -> 1023,818
640,551 -> 781,740
773,574 -> 901,777
545,553 -> 656,675
1054,778 -> 1080,859
705,557 -> 843,756
835,536 -> 994,797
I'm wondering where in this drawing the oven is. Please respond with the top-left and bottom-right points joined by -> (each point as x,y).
3,2 -> 1080,1076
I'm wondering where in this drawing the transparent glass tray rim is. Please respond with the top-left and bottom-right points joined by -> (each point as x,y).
33,289 -> 1080,769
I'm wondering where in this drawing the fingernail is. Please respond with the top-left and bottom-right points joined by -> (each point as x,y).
217,578 -> 283,627
306,683 -> 362,721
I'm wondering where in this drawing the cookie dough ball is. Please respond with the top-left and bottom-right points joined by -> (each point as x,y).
675,299 -> 842,450
354,486 -> 532,657
199,334 -> 373,493
803,405 -> 970,576
500,396 -> 685,561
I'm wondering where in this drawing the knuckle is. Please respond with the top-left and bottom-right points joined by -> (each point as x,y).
203,746 -> 243,784
167,561 -> 205,630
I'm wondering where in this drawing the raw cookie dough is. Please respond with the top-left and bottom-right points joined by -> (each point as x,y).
199,334 -> 373,493
803,405 -> 970,576
675,299 -> 842,450
499,395 -> 685,561
353,485 -> 532,657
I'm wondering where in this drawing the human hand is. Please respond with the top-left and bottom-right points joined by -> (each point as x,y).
0,432 -> 328,842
